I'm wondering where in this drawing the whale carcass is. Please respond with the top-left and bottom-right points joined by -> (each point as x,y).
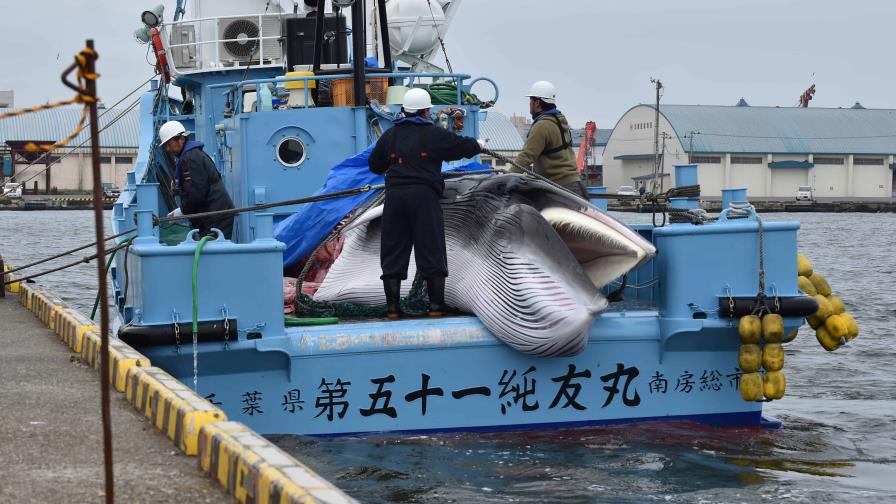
314,173 -> 656,357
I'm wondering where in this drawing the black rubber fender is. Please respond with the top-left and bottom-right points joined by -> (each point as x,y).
718,296 -> 818,318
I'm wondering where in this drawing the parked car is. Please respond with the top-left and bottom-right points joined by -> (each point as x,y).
795,185 -> 814,202
617,185 -> 637,196
2,182 -> 22,199
102,182 -> 121,199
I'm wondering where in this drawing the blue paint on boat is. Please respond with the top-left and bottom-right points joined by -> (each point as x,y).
109,4 -> 808,437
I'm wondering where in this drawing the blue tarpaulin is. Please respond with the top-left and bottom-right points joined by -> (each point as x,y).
275,144 -> 486,267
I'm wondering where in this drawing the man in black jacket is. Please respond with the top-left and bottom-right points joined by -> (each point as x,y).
160,121 -> 235,239
368,88 -> 483,319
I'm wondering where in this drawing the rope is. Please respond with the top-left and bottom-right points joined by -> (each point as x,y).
3,228 -> 136,276
425,0 -> 453,73
0,47 -> 100,154
4,240 -> 131,286
90,237 -> 134,320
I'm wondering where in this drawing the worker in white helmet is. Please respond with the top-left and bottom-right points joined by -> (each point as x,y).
368,87 -> 485,319
159,120 -> 235,238
514,81 -> 587,198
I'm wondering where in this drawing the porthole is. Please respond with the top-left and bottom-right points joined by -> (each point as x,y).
277,137 -> 306,167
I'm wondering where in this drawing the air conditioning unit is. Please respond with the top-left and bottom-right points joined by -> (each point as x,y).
218,16 -> 282,64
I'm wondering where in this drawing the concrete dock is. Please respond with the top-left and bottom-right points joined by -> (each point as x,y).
0,295 -> 229,502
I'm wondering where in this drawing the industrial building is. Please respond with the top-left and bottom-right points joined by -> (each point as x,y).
603,103 -> 896,198
478,111 -> 524,168
0,105 -> 138,193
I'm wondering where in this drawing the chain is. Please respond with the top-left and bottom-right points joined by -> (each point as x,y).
725,284 -> 735,320
221,305 -> 231,350
172,310 -> 181,352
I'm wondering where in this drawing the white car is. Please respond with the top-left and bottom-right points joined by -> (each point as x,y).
617,185 -> 637,196
2,182 -> 22,199
795,186 -> 814,201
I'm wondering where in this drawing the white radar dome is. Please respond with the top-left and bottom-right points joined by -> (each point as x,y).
386,0 -> 447,57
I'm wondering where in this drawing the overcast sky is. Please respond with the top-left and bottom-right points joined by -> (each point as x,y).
3,0 -> 894,129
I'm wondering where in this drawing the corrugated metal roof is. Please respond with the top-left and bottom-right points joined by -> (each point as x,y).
480,111 -> 524,151
571,128 -> 613,147
0,105 -> 139,149
652,104 -> 896,155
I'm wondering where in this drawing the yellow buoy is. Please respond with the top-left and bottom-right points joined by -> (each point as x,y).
763,370 -> 786,400
797,254 -> 813,278
809,272 -> 832,297
739,344 -> 762,373
807,314 -> 825,329
813,294 -> 832,320
738,315 -> 762,344
761,313 -> 784,343
782,328 -> 799,343
762,343 -> 785,371
740,372 -> 763,401
824,314 -> 849,339
815,326 -> 840,351
826,295 -> 845,315
798,276 -> 818,296
840,312 -> 860,340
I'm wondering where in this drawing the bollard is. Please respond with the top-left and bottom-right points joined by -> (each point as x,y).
721,187 -> 748,210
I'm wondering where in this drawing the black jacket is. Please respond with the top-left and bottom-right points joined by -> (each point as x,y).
176,141 -> 235,238
368,119 -> 481,195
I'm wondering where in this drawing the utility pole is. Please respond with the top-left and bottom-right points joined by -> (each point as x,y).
687,130 -> 699,163
650,78 -> 662,194
659,132 -> 671,192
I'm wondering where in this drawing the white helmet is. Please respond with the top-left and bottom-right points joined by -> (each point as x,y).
525,80 -> 557,104
402,88 -> 432,112
159,120 -> 187,145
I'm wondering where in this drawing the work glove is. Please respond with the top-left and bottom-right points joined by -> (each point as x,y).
477,139 -> 487,151
167,207 -> 184,218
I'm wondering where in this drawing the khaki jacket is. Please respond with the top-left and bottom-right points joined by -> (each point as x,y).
512,111 -> 580,187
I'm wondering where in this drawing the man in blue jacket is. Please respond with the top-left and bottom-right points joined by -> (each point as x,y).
160,121 -> 235,239
368,88 -> 483,319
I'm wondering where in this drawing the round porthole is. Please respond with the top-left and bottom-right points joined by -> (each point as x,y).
277,137 -> 306,167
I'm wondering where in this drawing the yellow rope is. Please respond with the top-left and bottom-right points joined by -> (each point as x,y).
0,46 -> 100,153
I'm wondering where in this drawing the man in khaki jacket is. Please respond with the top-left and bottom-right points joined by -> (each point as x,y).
512,81 -> 587,198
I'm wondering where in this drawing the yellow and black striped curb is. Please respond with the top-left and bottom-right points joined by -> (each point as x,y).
6,275 -> 356,503
126,365 -> 227,455
3,264 -> 21,293
199,421 -> 358,504
82,331 -> 151,392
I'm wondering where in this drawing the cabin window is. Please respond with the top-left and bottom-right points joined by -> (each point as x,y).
277,137 -> 306,167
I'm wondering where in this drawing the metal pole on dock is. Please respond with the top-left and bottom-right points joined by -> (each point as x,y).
83,39 -> 115,503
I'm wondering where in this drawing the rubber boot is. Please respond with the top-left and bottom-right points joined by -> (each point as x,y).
426,277 -> 448,317
383,279 -> 402,320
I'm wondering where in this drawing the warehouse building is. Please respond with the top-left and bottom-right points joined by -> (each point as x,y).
0,105 -> 138,193
603,103 -> 896,198
478,111 -> 524,168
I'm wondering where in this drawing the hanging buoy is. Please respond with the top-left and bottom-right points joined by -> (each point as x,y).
762,343 -> 784,371
761,313 -> 784,343
763,371 -> 786,400
797,254 -> 814,277
738,315 -> 762,344
813,294 -> 833,320
798,276 -> 818,296
841,312 -> 860,340
826,295 -> 845,315
809,272 -> 832,297
815,326 -> 840,351
782,328 -> 799,343
739,344 -> 762,373
824,314 -> 849,339
740,372 -> 763,401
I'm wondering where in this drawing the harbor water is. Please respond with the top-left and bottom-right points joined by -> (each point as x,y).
1,210 -> 893,503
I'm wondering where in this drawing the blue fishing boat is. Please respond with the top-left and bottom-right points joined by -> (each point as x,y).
110,0 -> 818,436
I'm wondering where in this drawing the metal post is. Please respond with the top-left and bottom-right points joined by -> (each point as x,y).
0,253 -> 5,298
377,0 -> 393,71
312,0 -> 325,73
351,0 -> 366,107
84,39 -> 115,504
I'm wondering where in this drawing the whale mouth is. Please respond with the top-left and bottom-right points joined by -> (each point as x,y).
540,206 -> 654,289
